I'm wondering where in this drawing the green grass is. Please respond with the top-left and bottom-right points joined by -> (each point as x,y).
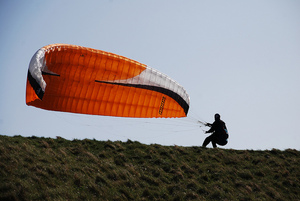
0,135 -> 299,200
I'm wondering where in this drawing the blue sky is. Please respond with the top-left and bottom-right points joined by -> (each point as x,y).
1,0 -> 299,150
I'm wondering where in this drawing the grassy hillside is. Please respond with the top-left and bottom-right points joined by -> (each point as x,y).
0,135 -> 299,201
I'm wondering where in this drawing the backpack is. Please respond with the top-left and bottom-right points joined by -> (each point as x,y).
217,128 -> 229,146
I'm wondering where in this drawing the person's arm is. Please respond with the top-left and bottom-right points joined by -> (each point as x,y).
206,123 -> 215,133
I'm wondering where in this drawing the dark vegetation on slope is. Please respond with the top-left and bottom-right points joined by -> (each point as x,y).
0,135 -> 299,201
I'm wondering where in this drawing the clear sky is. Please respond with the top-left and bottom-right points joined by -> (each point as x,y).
1,0 -> 299,150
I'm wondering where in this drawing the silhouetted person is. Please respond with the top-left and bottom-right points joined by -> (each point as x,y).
202,113 -> 228,148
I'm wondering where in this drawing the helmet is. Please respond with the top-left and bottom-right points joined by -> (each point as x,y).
214,113 -> 221,120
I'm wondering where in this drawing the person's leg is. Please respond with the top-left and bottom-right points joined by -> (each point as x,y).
202,135 -> 214,147
212,140 -> 217,148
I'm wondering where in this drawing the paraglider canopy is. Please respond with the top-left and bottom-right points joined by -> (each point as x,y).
26,44 -> 190,118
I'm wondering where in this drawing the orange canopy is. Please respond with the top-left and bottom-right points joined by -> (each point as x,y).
26,44 -> 189,118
